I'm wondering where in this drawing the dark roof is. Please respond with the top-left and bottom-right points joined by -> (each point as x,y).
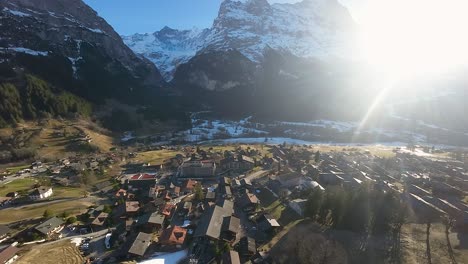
35,217 -> 65,235
217,199 -> 234,214
194,206 -> 232,239
222,216 -> 241,233
0,245 -> 19,264
240,236 -> 256,254
0,225 -> 12,237
240,192 -> 259,206
148,213 -> 165,225
222,250 -> 241,264
128,232 -> 152,256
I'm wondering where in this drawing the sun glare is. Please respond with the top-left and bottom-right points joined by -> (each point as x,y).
358,0 -> 468,79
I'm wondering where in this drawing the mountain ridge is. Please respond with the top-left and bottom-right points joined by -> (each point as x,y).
123,0 -> 356,81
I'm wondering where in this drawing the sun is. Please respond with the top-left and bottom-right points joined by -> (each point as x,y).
357,0 -> 468,79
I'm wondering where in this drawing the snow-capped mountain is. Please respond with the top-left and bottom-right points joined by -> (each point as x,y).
122,26 -> 211,81
123,0 -> 355,81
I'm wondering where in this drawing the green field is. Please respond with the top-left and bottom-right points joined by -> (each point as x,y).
0,199 -> 92,224
5,165 -> 31,174
0,178 -> 37,196
53,186 -> 85,198
135,149 -> 183,165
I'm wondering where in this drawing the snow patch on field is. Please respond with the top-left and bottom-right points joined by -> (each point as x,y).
278,120 -> 357,132
180,117 -> 268,142
70,237 -> 82,246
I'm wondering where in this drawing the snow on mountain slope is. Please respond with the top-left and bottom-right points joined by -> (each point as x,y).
123,0 -> 355,81
122,26 -> 210,81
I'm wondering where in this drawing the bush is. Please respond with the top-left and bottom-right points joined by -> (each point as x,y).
43,209 -> 54,218
66,216 -> 77,224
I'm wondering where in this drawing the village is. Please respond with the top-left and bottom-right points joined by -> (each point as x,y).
0,141 -> 467,264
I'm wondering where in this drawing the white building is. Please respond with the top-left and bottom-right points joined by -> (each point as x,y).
29,186 -> 53,200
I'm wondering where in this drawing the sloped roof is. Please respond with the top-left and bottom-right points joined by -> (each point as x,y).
128,232 -> 152,256
222,250 -> 241,264
194,206 -> 231,239
222,216 -> 241,233
35,217 -> 65,235
0,245 -> 19,264
159,225 -> 187,245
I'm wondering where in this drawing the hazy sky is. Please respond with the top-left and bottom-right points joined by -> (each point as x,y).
84,0 -> 361,35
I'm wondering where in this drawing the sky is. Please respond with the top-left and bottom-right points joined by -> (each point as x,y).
84,0 -> 360,35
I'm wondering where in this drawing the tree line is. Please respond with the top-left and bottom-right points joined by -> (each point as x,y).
0,75 -> 91,127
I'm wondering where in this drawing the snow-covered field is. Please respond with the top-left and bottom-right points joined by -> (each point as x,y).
178,117 -> 268,142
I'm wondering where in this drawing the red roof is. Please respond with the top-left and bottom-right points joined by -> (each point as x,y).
183,179 -> 198,190
159,226 -> 187,246
131,174 -> 156,180
0,245 -> 19,264
160,203 -> 175,216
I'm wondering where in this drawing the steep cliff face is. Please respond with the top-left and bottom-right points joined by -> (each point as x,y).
124,0 -> 355,82
0,0 -> 164,105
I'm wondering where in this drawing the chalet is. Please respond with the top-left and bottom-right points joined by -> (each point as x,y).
239,191 -> 259,211
276,172 -> 303,188
343,178 -> 363,189
406,194 -> 446,220
125,201 -> 140,216
222,250 -> 241,264
159,225 -> 187,249
258,214 -> 280,232
432,182 -> 464,197
179,160 -> 216,179
218,199 -> 234,215
128,232 -> 152,258
240,178 -> 252,188
318,172 -> 344,186
137,213 -> 165,232
221,216 -> 241,242
29,186 -> 53,200
91,212 -> 109,229
220,155 -> 255,172
127,174 -> 158,191
263,157 -> 280,171
220,177 -> 231,186
423,197 -> 462,219
407,184 -> 431,197
0,244 -> 19,264
219,185 -> 233,199
181,179 -> 198,194
194,204 -> 240,242
239,236 -> 256,259
34,217 -> 65,237
160,203 -> 176,217
289,199 -> 307,216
